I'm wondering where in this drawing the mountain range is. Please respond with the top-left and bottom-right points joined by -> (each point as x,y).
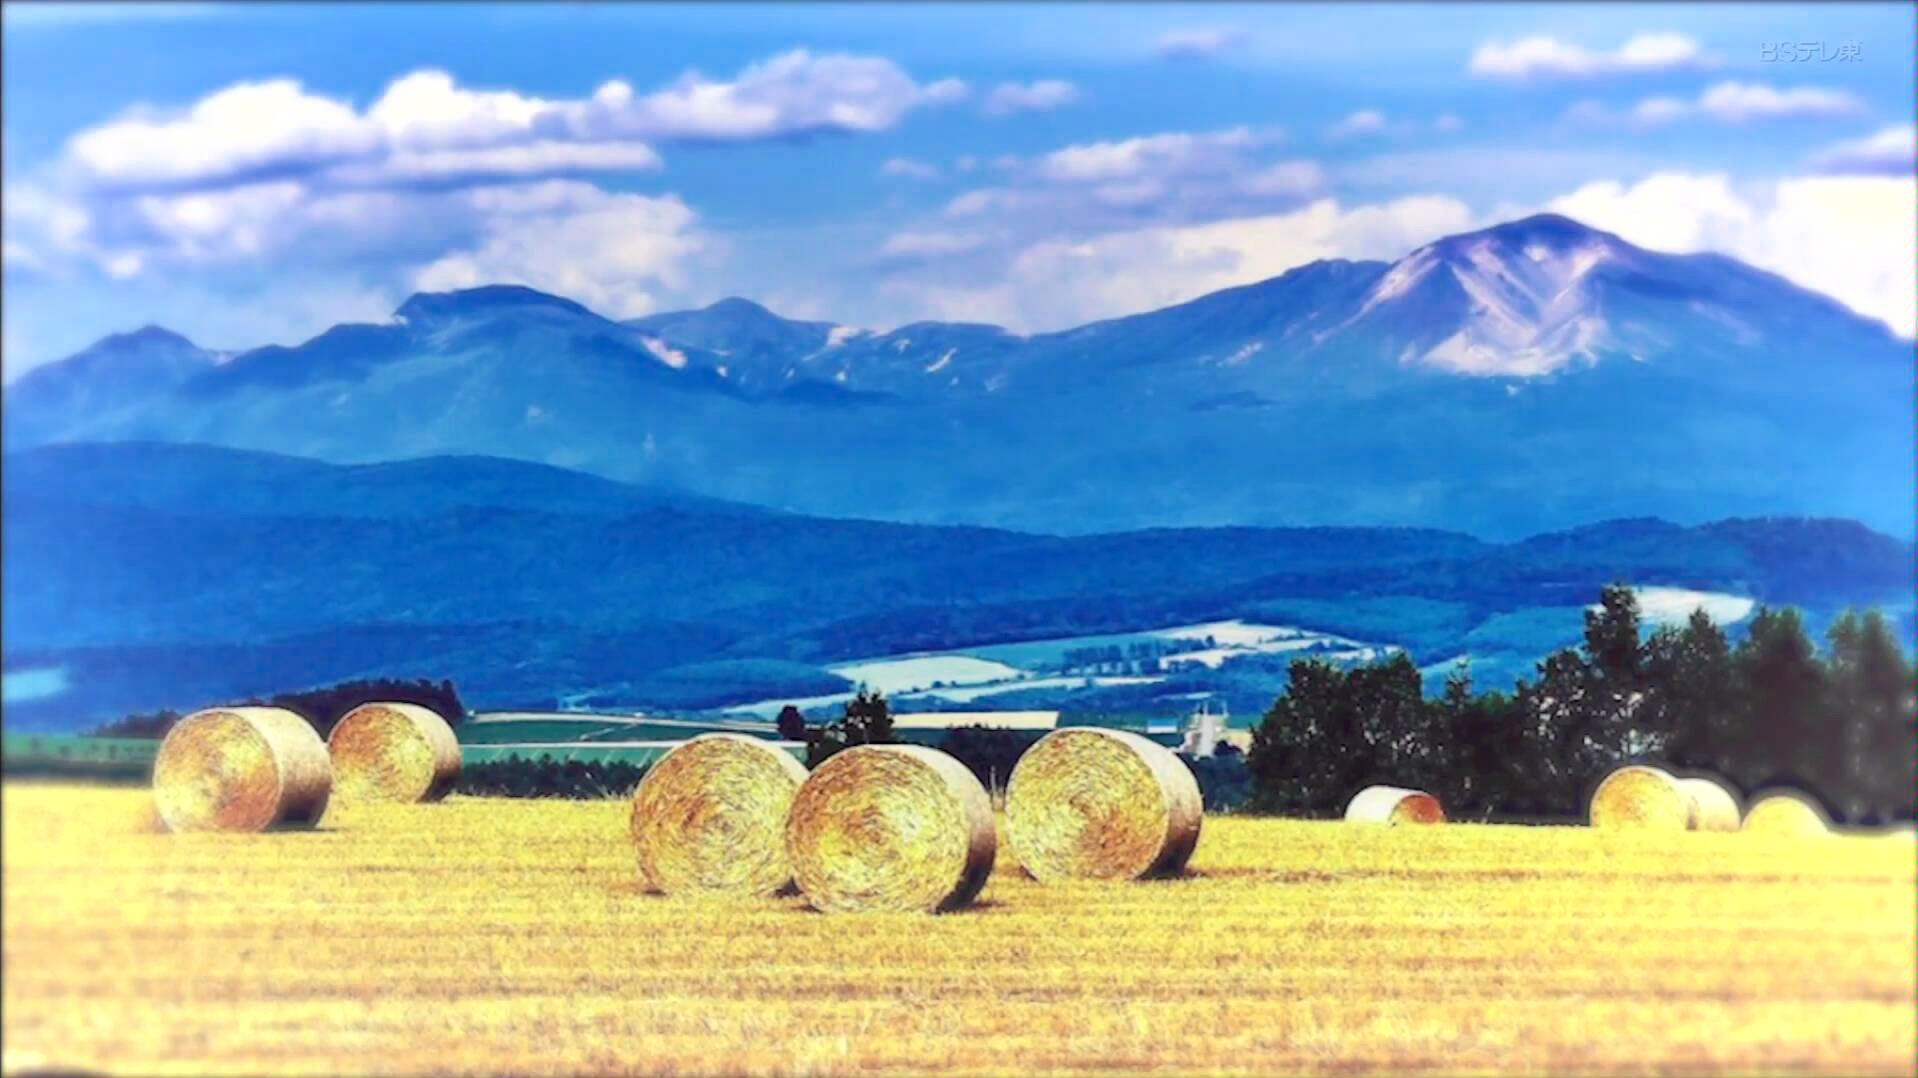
7,213 -> 1912,538
4,442 -> 1912,730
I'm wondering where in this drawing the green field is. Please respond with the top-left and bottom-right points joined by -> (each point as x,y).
2,734 -> 157,780
0,717 -> 1146,777
461,741 -> 806,767
461,717 -> 773,745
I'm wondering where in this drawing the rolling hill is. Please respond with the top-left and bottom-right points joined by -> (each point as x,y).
3,443 -> 1908,730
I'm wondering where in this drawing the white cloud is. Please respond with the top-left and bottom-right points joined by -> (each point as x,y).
23,48 -> 968,303
68,78 -> 380,191
1547,172 -> 1915,336
1470,32 -> 1710,80
412,183 -> 705,319
1349,147 -> 1642,192
1815,125 -> 1915,176
887,194 -> 1474,331
1630,97 -> 1689,125
1238,161 -> 1327,197
2,183 -> 93,260
982,80 -> 1080,117
1155,27 -> 1243,60
922,80 -> 970,105
913,127 -> 1329,299
881,157 -> 941,180
878,230 -> 986,259
335,140 -> 664,184
936,127 -> 1318,235
1568,82 -> 1859,129
1564,95 -> 1689,129
132,180 -> 309,260
1329,111 -> 1467,140
1695,82 -> 1861,122
590,51 -> 968,140
17,170 -> 710,325
59,51 -> 966,195
944,188 -> 1026,218
366,69 -> 558,151
1329,110 -> 1388,139
1037,126 -> 1267,183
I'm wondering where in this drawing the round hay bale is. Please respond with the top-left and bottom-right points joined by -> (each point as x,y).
1005,727 -> 1203,881
1678,776 -> 1741,832
629,734 -> 809,896
152,707 -> 331,833
1344,784 -> 1446,825
1589,765 -> 1690,830
328,702 -> 462,803
1742,793 -> 1830,837
785,744 -> 996,913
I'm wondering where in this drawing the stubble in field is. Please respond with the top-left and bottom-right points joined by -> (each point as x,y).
4,783 -> 1912,1077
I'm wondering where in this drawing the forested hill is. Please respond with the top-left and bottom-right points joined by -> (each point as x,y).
4,443 -> 1909,729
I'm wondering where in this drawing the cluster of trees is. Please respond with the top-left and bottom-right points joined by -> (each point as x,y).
784,690 -> 897,767
1185,746 -> 1252,811
1059,640 -> 1212,677
91,678 -> 466,740
1248,586 -> 1914,824
930,726 -> 1251,810
939,726 -> 1044,796
457,757 -> 648,799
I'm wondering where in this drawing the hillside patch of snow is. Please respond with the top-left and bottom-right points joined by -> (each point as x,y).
641,336 -> 688,369
1223,341 -> 1264,366
1617,587 -> 1756,628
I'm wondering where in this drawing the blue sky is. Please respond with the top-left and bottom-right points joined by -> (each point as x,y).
3,1 -> 1912,377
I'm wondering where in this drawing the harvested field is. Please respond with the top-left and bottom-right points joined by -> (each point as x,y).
4,782 -> 1913,1077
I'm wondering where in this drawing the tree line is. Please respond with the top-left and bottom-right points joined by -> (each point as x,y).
1247,586 -> 1914,824
90,678 -> 467,740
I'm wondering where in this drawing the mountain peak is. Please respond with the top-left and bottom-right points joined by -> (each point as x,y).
394,284 -> 596,325
92,324 -> 200,353
4,323 -> 213,432
1339,212 -> 1650,377
703,296 -> 779,319
1476,213 -> 1614,246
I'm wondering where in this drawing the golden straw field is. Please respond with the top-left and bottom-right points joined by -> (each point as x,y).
5,782 -> 1913,1077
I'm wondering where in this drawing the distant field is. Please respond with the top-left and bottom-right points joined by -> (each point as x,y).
462,740 -> 805,767
458,713 -> 786,764
461,714 -> 777,745
1,734 -> 157,780
727,618 -> 1378,717
5,783 -> 1911,1077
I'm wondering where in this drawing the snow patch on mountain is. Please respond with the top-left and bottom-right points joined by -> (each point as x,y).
1351,223 -> 1638,377
640,336 -> 688,370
